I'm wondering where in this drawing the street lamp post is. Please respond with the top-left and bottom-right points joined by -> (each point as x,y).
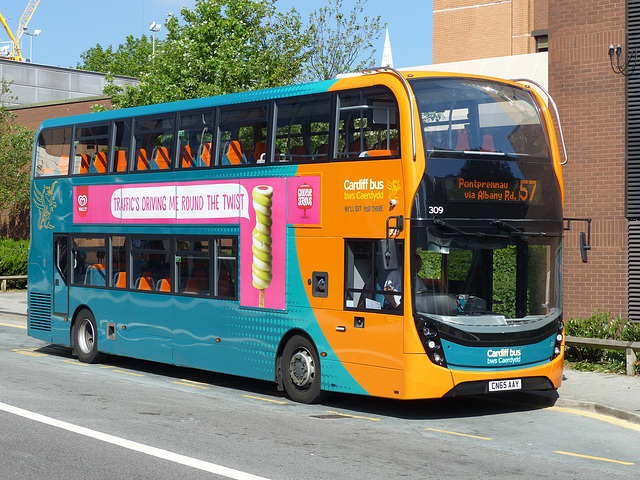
149,22 -> 161,56
22,27 -> 41,63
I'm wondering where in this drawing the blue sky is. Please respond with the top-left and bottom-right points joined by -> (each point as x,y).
1,0 -> 433,70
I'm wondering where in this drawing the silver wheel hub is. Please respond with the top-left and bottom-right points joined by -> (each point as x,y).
289,349 -> 315,387
77,319 -> 94,354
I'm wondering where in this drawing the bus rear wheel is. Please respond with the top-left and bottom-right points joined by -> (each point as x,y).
281,335 -> 323,404
73,309 -> 104,364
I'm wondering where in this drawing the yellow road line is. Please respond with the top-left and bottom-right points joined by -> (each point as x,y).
325,410 -> 381,422
12,348 -> 46,357
243,395 -> 290,405
63,359 -> 89,366
173,381 -> 209,390
427,428 -> 491,440
112,370 -> 144,377
548,406 -> 640,432
0,322 -> 26,330
555,450 -> 634,466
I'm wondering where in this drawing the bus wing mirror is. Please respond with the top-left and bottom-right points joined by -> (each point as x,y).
382,216 -> 404,270
580,232 -> 591,263
564,217 -> 591,263
380,238 -> 398,270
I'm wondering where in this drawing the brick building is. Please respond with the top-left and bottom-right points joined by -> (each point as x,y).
433,0 -> 549,63
432,0 -> 630,320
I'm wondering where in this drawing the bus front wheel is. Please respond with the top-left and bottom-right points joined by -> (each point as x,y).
73,309 -> 104,364
281,335 -> 323,404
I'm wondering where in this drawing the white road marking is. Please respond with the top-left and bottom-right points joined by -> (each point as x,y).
0,401 -> 270,480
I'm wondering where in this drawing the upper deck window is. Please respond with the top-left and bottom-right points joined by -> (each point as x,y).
275,95 -> 332,162
73,124 -> 110,175
35,128 -> 71,177
133,116 -> 175,172
411,78 -> 549,160
337,87 -> 400,160
218,105 -> 268,166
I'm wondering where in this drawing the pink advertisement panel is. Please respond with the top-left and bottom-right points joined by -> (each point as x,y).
239,178 -> 287,310
73,175 -> 320,311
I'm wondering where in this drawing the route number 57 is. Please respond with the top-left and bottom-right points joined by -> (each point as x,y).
519,180 -> 537,202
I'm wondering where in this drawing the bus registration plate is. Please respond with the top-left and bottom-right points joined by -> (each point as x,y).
488,379 -> 521,392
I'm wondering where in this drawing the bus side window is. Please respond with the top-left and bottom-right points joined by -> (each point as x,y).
344,240 -> 398,311
337,87 -> 400,160
36,128 -> 71,177
275,95 -> 332,163
133,116 -> 175,172
218,105 -> 268,165
177,111 -> 214,169
216,237 -> 237,299
112,120 -> 131,173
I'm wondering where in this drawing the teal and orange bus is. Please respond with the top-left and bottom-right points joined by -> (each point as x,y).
28,68 -> 569,403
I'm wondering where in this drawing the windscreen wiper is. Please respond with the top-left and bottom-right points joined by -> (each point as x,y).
432,218 -> 487,237
492,219 -> 546,237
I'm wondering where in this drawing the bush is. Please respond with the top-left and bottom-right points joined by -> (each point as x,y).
0,238 -> 29,289
565,310 -> 640,374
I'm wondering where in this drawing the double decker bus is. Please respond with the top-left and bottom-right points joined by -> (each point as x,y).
28,69 -> 569,403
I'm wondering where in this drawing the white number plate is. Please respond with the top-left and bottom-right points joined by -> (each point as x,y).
488,379 -> 521,392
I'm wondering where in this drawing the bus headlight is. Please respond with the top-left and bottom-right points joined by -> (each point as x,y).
415,318 -> 447,367
551,320 -> 564,360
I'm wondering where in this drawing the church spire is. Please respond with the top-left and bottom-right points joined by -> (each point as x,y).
381,28 -> 393,68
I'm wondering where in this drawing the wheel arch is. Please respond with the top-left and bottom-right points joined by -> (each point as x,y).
69,304 -> 92,352
275,328 -> 317,390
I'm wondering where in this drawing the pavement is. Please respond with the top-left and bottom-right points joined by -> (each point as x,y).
1,290 -> 638,423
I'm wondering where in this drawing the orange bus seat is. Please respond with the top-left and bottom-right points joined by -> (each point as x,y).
114,272 -> 127,288
253,142 -> 266,163
59,155 -> 69,175
152,146 -> 171,170
78,154 -> 91,174
197,142 -> 212,167
136,276 -> 155,291
136,149 -> 149,170
114,150 -> 128,172
157,278 -> 171,292
360,149 -> 395,158
180,145 -> 193,168
92,152 -> 107,173
315,143 -> 328,161
222,140 -> 246,165
456,130 -> 469,150
482,135 -> 495,152
291,145 -> 307,161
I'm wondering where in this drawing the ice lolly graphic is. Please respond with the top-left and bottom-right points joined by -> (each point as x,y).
252,185 -> 274,307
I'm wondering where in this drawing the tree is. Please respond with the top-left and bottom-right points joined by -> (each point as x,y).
103,0 -> 308,108
76,35 -> 157,78
0,81 -> 35,218
303,0 -> 386,82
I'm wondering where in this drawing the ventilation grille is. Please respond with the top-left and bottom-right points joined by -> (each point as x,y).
29,292 -> 52,332
627,0 -> 640,216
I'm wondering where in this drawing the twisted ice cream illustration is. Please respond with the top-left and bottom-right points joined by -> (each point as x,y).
252,185 -> 274,307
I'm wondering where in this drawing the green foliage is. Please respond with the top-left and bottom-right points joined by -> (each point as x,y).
0,81 -> 35,216
76,35 -> 156,78
303,0 -> 386,81
565,311 -> 640,374
0,237 -> 29,288
492,246 -> 516,317
103,0 -> 308,108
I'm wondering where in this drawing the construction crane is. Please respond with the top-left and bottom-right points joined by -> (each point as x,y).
0,1 -> 41,62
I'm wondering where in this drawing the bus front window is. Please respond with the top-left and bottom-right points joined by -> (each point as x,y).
411,228 -> 562,324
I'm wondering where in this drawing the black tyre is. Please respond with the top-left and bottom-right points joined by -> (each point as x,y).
73,309 -> 104,364
281,335 -> 322,404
